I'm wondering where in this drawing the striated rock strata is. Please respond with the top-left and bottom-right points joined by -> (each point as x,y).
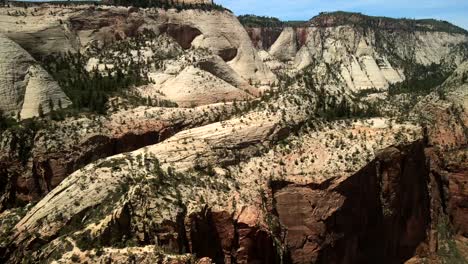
0,34 -> 71,119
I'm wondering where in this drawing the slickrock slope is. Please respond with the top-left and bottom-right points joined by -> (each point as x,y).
0,5 -> 276,86
0,103 -> 240,209
0,34 -> 71,119
269,27 -> 297,62
1,113 -> 425,263
132,46 -> 257,106
0,7 -> 79,57
149,66 -> 252,107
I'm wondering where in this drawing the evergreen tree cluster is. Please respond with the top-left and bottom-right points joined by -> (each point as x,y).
312,11 -> 468,34
103,0 -> 228,12
145,96 -> 178,108
42,51 -> 149,114
302,70 -> 380,120
6,0 -> 229,12
238,14 -> 306,28
238,15 -> 284,28
40,30 -> 179,115
0,110 -> 17,132
389,63 -> 451,96
1,118 -> 43,164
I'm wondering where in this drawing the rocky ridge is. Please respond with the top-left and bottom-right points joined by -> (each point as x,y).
244,13 -> 468,94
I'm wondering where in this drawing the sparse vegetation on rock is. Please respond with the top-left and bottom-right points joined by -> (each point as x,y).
0,3 -> 466,264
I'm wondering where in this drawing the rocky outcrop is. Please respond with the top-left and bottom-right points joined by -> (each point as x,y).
0,105 -> 292,263
0,5 -> 277,85
0,17 -> 79,58
246,13 -> 467,93
272,141 -> 430,263
149,66 -> 252,107
411,61 -> 468,151
0,103 -> 239,209
194,55 -> 257,95
269,25 -> 466,91
0,112 -> 428,263
186,207 -> 280,264
402,64 -> 468,262
269,27 -> 298,61
245,27 -> 283,50
0,34 -> 71,119
0,5 -> 467,264
159,23 -> 202,49
443,150 -> 468,237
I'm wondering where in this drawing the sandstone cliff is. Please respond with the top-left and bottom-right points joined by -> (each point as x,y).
0,34 -> 71,119
0,5 -> 467,264
244,13 -> 468,93
0,5 -> 276,86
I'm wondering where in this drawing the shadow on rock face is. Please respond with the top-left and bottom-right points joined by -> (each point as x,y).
218,48 -> 238,62
160,23 -> 202,49
272,141 -> 431,264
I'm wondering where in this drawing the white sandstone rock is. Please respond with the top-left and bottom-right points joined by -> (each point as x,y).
270,27 -> 298,61
0,34 -> 71,119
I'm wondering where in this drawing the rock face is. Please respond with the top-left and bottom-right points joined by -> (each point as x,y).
0,103 -> 239,208
245,27 -> 283,50
0,7 -> 79,57
293,25 -> 465,91
245,13 -> 468,92
159,23 -> 203,49
153,66 -> 252,107
444,150 -> 468,237
411,61 -> 468,151
0,5 -> 277,85
0,120 -> 432,264
0,34 -> 71,119
269,27 -> 297,61
273,142 -> 430,263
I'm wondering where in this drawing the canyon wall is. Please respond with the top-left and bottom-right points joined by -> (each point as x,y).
243,14 -> 468,92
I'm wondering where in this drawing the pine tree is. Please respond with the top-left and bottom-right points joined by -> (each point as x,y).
48,98 -> 54,111
38,104 -> 44,118
0,109 -> 5,130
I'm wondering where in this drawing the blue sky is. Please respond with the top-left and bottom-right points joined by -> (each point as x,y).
216,0 -> 468,29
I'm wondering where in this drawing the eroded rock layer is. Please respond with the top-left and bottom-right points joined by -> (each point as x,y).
0,34 -> 71,119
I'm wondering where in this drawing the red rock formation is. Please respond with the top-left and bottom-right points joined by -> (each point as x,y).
0,120 -> 185,211
428,148 -> 468,237
245,27 -> 308,51
244,27 -> 283,50
272,142 -> 431,264
184,207 -> 279,264
447,167 -> 468,237
296,28 -> 308,47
